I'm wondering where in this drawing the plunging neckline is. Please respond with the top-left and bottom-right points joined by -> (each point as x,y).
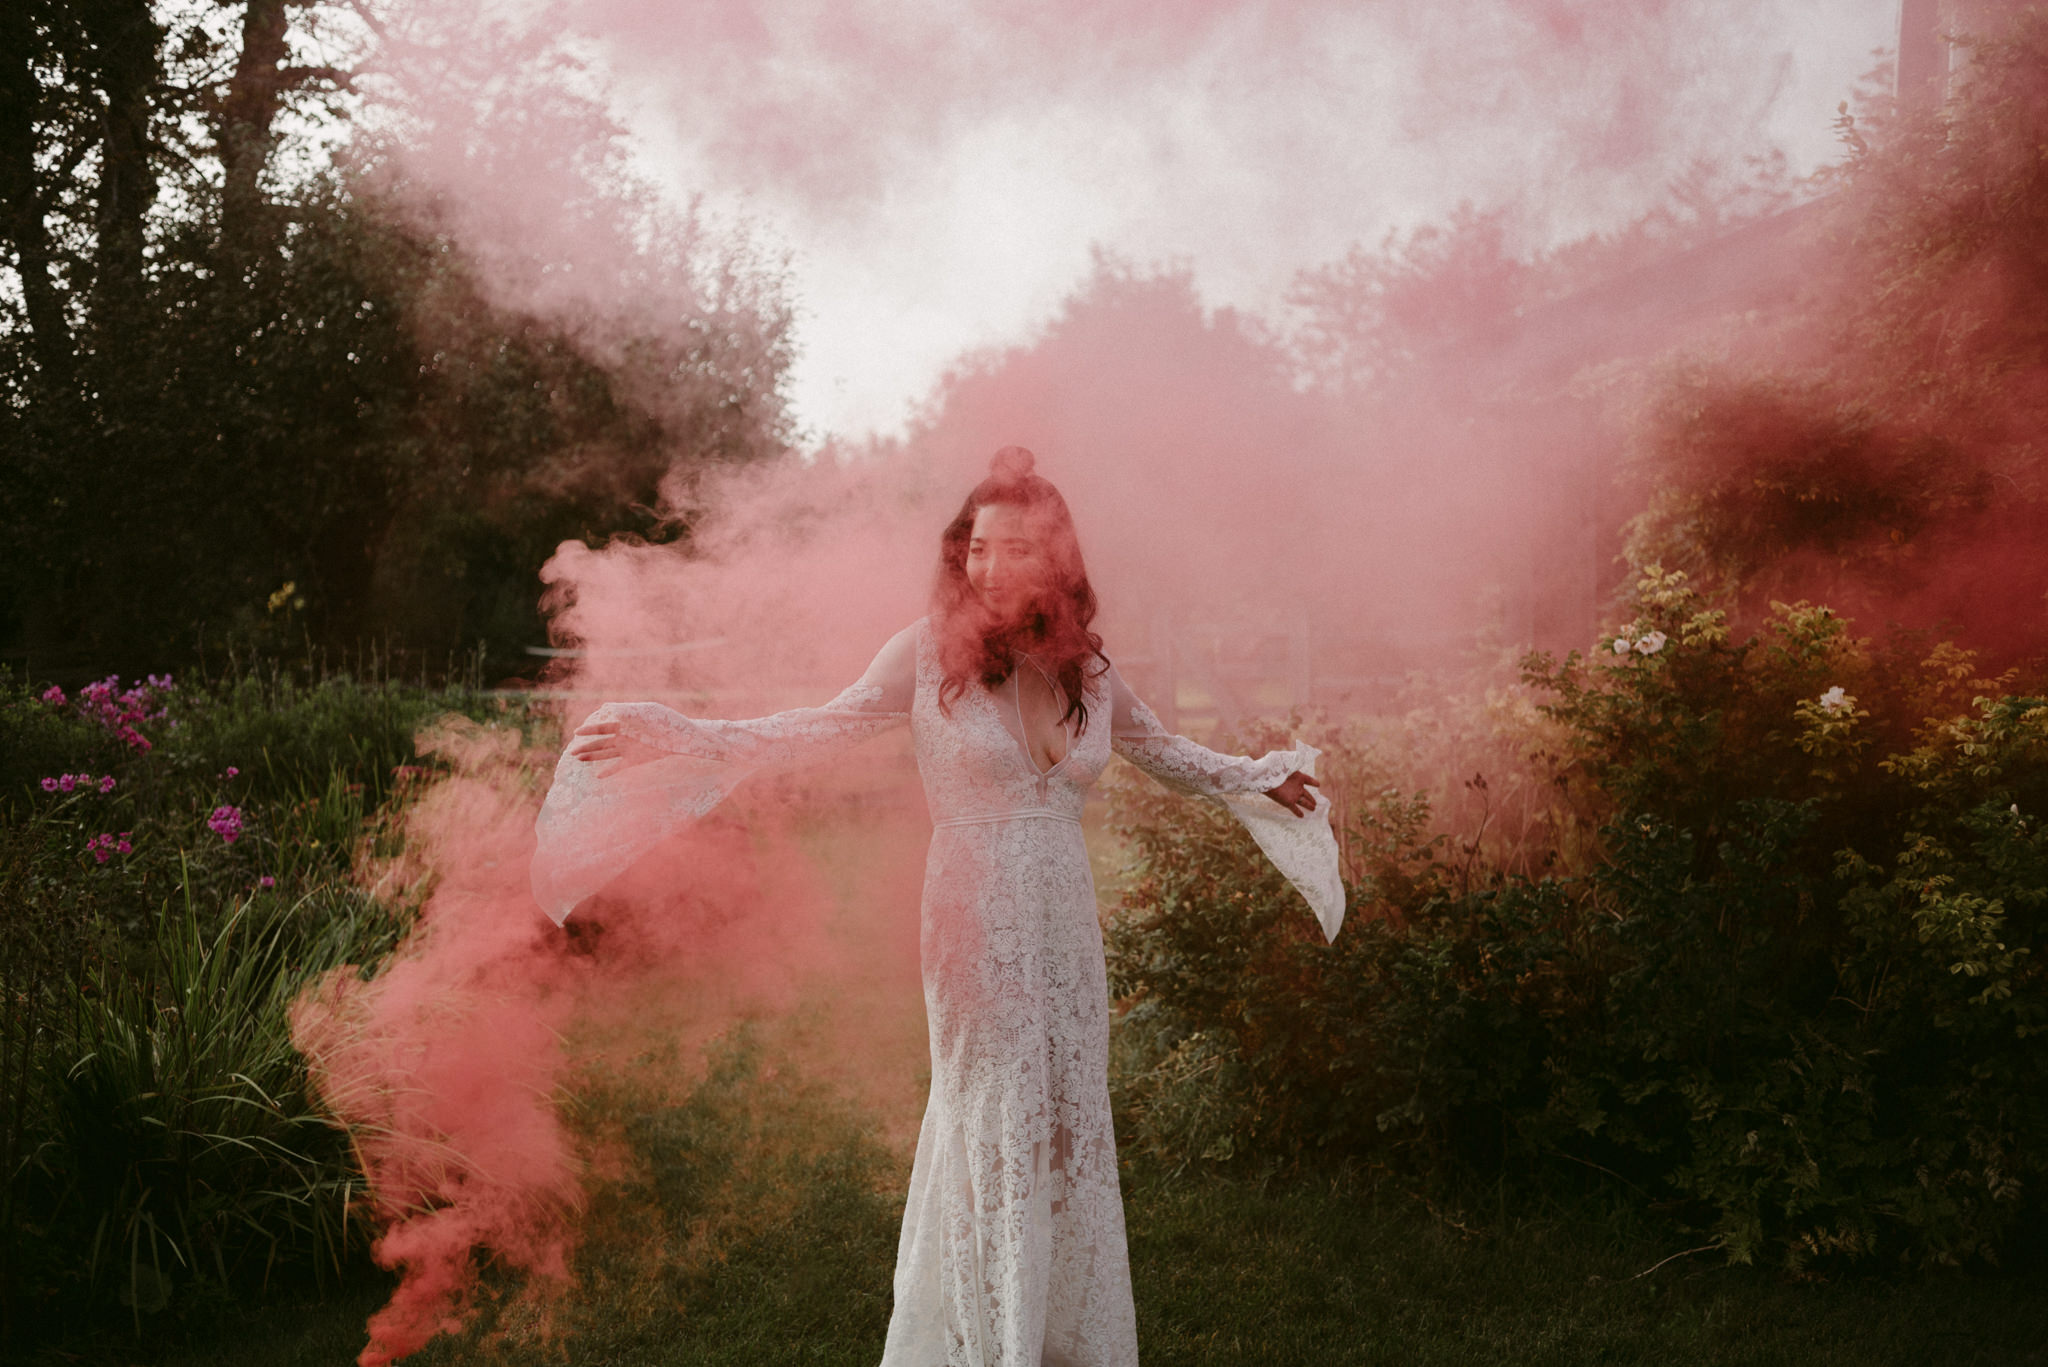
1007,655 -> 1072,777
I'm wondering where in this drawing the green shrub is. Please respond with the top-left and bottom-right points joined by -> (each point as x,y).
1106,570 -> 2048,1268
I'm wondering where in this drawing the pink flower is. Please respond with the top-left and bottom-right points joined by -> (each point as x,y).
69,675 -> 167,747
40,685 -> 65,705
256,875 -> 276,890
223,766 -> 240,779
116,833 -> 132,854
207,804 -> 245,844
43,773 -> 116,795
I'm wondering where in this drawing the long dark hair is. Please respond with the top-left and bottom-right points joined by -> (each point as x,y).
933,446 -> 1106,728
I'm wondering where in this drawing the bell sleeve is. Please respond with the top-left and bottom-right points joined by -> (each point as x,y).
1106,663 -> 1346,941
529,624 -> 917,924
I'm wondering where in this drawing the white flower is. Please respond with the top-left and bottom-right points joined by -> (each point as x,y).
1634,630 -> 1668,655
1818,685 -> 1850,715
1612,637 -> 1633,656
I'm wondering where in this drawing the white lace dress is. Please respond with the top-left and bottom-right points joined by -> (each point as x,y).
531,618 -> 1343,1367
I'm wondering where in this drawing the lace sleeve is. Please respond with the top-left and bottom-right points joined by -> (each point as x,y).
1107,663 -> 1297,797
593,622 -> 914,766
529,625 -> 916,924
1105,662 -> 1346,942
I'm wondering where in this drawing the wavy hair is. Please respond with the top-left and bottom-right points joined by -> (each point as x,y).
932,447 -> 1106,728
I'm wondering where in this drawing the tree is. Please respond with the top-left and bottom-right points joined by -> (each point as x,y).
0,1 -> 794,677
1625,12 -> 2048,661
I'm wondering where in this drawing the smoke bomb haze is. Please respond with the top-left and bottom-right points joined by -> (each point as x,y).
585,0 -> 1891,437
289,2 -> 2048,1360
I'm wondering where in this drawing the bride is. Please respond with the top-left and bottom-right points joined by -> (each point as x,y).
531,446 -> 1343,1366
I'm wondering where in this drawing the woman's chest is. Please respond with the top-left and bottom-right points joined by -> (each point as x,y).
1012,663 -> 1071,771
912,667 -> 1109,792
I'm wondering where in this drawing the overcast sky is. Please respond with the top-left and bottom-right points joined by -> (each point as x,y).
573,1 -> 1898,442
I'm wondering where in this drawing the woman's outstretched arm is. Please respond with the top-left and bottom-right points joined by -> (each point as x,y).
530,624 -> 919,923
566,623 -> 918,773
1104,662 -> 1319,813
1102,660 -> 1343,938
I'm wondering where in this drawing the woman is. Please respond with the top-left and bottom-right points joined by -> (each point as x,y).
531,446 -> 1342,1366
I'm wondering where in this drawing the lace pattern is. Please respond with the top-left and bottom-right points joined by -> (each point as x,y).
1107,667 -> 1345,942
882,619 -> 1134,1366
530,658 -> 911,923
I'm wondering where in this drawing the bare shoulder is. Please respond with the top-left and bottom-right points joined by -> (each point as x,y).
861,620 -> 924,679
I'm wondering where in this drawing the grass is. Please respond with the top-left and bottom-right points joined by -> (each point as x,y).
1124,1175 -> 2047,1366
113,1046 -> 2046,1367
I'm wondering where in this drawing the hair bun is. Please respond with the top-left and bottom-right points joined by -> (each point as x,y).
989,445 -> 1036,481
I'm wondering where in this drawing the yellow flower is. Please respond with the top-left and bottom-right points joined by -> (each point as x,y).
267,581 -> 298,614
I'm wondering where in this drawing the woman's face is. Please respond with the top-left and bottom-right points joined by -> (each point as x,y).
964,502 -> 1051,621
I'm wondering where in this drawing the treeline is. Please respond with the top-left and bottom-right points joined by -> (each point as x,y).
1,1 -> 794,681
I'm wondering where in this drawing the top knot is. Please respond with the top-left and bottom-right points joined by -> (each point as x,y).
989,445 -> 1036,481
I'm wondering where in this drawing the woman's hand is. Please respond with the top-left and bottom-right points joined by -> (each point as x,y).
567,719 -> 664,773
1264,769 -> 1321,817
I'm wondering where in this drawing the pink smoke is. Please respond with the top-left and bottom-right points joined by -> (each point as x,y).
291,722 -> 582,1366
292,5 -> 1915,1361
294,702 -> 928,1362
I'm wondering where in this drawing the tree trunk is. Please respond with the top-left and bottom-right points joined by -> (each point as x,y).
0,4 -> 77,385
78,0 -> 160,316
218,0 -> 290,245
1897,0 -> 1946,108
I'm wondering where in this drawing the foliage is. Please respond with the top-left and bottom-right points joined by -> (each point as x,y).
1286,205 -> 1538,393
1107,12 -> 2048,1270
0,665 -> 515,1348
52,891 -> 393,1322
1108,569 -> 2048,1269
1623,13 -> 2048,660
0,1 -> 795,679
1286,157 -> 1799,397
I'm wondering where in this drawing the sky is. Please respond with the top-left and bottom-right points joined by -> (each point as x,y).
575,0 -> 1900,441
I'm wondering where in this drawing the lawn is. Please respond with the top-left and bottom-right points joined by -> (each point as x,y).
130,1044 -> 2045,1367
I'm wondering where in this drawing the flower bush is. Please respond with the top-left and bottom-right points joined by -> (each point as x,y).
206,804 -> 246,844
1106,569 -> 2047,1269
0,664 -> 526,1341
83,831 -> 133,863
55,674 -> 173,751
40,773 -> 115,794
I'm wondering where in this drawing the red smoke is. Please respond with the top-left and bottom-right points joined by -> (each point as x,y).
287,4 -> 1985,1362
294,712 -> 929,1364
291,722 -> 584,1367
1621,9 -> 2048,665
